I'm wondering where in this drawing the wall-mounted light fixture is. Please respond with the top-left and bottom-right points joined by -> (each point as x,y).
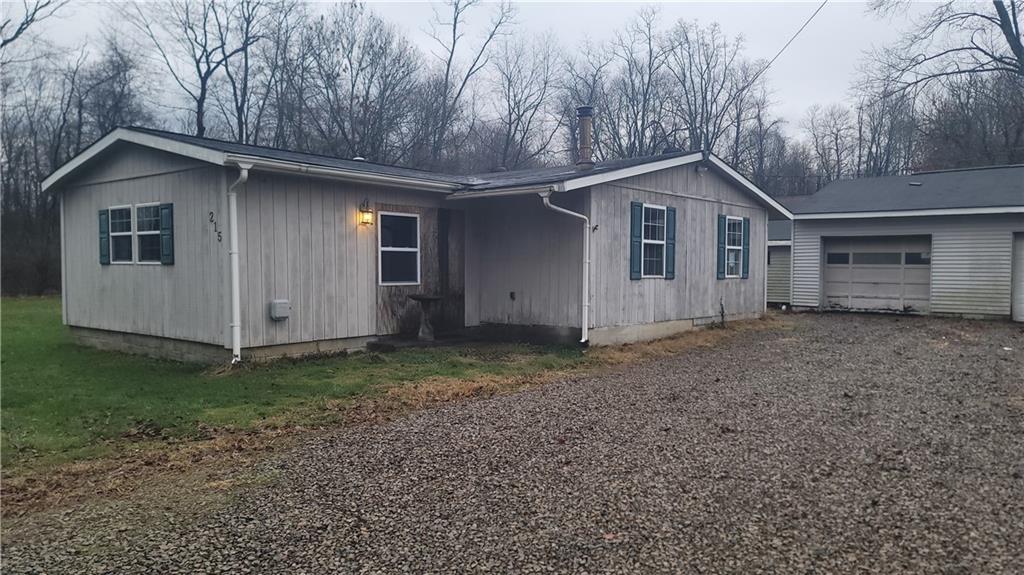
358,198 -> 374,225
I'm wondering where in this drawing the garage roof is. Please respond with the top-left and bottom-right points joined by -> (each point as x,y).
782,165 -> 1024,218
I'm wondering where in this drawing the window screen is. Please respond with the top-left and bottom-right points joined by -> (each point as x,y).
136,205 -> 161,262
826,252 -> 849,265
904,252 -> 931,265
641,205 -> 666,276
109,207 -> 133,262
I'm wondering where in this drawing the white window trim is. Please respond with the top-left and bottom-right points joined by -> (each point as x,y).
108,204 -> 134,264
377,211 -> 421,286
641,203 -> 667,279
725,215 -> 743,279
135,202 -> 162,265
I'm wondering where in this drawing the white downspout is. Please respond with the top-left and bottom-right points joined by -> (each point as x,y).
540,191 -> 590,344
228,163 -> 252,363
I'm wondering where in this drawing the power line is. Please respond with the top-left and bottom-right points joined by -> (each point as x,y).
745,0 -> 829,90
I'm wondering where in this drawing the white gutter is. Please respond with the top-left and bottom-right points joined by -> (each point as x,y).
447,184 -> 562,200
792,206 -> 1024,219
539,191 -> 590,344
227,163 -> 252,363
223,154 -> 461,192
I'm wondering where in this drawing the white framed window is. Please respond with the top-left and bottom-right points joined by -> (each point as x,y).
725,216 -> 743,278
642,203 -> 666,278
378,212 -> 420,285
109,205 -> 134,263
135,203 -> 162,263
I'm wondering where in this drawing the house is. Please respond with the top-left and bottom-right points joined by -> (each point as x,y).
42,108 -> 791,363
780,165 -> 1024,320
766,220 -> 792,305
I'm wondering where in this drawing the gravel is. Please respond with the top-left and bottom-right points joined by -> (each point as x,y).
5,313 -> 1023,574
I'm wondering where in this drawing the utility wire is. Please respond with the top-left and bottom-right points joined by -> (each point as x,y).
743,0 -> 829,91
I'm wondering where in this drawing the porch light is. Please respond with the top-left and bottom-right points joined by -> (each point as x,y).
359,199 -> 374,225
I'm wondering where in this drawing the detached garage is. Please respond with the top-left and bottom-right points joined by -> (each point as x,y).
783,165 -> 1024,320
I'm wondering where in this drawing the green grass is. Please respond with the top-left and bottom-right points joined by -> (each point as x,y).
1,297 -> 585,471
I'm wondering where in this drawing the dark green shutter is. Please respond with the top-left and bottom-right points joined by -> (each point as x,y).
99,209 -> 110,265
716,214 -> 726,280
629,201 -> 642,280
159,203 -> 174,265
665,207 -> 676,280
741,217 -> 750,279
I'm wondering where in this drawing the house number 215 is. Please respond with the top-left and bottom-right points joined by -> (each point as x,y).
209,212 -> 223,242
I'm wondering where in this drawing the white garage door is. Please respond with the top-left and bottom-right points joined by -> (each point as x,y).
823,236 -> 931,313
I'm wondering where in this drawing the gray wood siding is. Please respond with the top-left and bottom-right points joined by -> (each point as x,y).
61,146 -> 226,345
791,214 -> 1024,316
236,172 -> 456,347
464,192 -> 586,328
767,245 -> 791,303
589,165 -> 767,328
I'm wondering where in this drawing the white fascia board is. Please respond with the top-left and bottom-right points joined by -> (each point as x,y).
793,206 -> 1024,220
224,154 -> 461,192
561,153 -> 704,191
41,128 -> 228,191
446,184 -> 561,200
705,156 -> 794,220
767,240 -> 792,247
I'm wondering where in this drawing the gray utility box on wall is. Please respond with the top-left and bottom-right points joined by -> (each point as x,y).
269,299 -> 291,321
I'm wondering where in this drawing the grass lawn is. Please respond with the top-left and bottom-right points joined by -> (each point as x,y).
1,297 -> 586,472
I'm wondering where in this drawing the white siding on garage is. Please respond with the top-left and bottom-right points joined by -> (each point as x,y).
767,245 -> 791,303
792,214 -> 1024,317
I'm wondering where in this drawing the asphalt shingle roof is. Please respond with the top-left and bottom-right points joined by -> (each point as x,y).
779,165 -> 1024,214
123,127 -> 701,193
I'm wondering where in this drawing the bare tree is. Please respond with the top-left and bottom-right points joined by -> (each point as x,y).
482,34 -> 561,170
420,0 -> 514,169
665,20 -> 751,154
560,41 -> 612,162
869,0 -> 1024,94
304,3 -> 421,163
803,103 -> 857,183
213,0 -> 268,144
127,0 -> 259,137
601,7 -> 676,158
1,0 -> 69,49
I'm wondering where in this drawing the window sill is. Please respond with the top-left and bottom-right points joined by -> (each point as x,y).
380,282 -> 420,287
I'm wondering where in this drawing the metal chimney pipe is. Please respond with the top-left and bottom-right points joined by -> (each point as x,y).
576,105 -> 594,171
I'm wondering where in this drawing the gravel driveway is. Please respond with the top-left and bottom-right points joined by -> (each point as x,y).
6,314 -> 1023,573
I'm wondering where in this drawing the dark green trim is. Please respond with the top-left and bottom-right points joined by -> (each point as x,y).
98,209 -> 110,265
629,201 -> 642,280
665,206 -> 676,280
159,203 -> 174,265
741,217 -> 750,279
716,214 -> 726,280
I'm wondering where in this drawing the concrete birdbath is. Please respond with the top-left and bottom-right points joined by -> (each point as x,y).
408,294 -> 442,341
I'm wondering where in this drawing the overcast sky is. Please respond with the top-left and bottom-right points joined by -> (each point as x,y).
40,1 -> 927,136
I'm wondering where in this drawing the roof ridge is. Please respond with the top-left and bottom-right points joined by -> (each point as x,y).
910,163 -> 1024,176
120,125 -> 467,181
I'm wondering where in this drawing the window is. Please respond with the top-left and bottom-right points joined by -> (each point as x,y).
725,216 -> 743,278
641,204 -> 666,277
826,252 -> 849,265
905,252 -> 930,265
379,212 -> 419,285
136,204 -> 161,262
109,206 -> 133,263
852,252 -> 901,265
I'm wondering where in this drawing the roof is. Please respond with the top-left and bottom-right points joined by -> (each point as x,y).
42,126 -> 792,218
781,165 -> 1024,219
768,220 -> 792,242
114,127 -> 472,185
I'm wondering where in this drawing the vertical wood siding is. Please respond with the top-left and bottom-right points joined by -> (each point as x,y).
236,172 -> 460,347
62,146 -> 225,344
791,214 -> 1024,316
588,165 -> 767,328
463,192 -> 586,328
767,246 -> 792,303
